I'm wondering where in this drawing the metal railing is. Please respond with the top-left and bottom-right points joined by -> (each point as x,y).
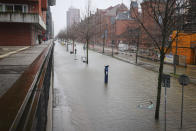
0,42 -> 54,131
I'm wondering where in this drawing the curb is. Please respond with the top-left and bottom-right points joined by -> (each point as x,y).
0,46 -> 30,59
46,71 -> 53,131
114,55 -> 196,85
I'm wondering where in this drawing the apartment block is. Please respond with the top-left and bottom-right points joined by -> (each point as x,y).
0,0 -> 55,46
66,7 -> 80,29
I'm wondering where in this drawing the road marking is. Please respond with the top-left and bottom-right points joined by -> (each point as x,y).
0,46 -> 30,59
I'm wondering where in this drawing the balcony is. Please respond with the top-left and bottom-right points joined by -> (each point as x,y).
48,0 -> 56,6
0,12 -> 46,30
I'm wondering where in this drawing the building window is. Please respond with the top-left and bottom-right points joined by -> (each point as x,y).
0,4 -> 28,13
14,5 -> 23,13
5,5 -> 14,12
23,5 -> 28,13
0,5 -> 3,12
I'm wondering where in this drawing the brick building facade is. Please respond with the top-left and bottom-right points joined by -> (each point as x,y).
93,4 -> 128,47
0,0 -> 55,46
89,2 -> 144,48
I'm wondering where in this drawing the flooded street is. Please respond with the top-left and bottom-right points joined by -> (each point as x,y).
53,42 -> 196,131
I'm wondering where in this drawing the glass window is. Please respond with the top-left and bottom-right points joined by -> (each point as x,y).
14,5 -> 22,13
23,5 -> 28,13
5,5 -> 13,12
0,5 -> 3,12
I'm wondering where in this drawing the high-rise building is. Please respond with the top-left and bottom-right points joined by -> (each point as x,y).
67,7 -> 80,28
46,6 -> 54,40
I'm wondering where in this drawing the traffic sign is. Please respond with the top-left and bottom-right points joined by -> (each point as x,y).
179,75 -> 189,86
162,74 -> 171,88
178,74 -> 189,128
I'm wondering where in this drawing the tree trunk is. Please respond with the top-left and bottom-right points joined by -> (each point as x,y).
136,35 -> 140,64
73,40 -> 75,52
102,36 -> 105,53
86,39 -> 89,64
136,44 -> 138,64
155,51 -> 165,120
174,37 -> 178,75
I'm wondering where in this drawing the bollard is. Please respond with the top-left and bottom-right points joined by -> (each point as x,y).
104,65 -> 109,84
75,48 -> 77,54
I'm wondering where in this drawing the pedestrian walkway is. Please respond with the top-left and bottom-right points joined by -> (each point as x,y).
0,44 -> 49,97
0,46 -> 29,59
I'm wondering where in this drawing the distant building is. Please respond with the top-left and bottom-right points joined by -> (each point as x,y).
46,6 -> 54,40
171,32 -> 196,65
114,2 -> 139,46
183,0 -> 196,33
140,0 -> 163,49
0,0 -> 55,46
171,0 -> 196,65
67,7 -> 80,28
94,3 -> 129,46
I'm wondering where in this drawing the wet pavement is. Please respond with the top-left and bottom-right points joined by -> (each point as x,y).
0,44 -> 49,97
0,46 -> 29,59
53,42 -> 196,131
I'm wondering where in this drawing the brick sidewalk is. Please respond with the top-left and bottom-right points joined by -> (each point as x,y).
0,44 -> 49,97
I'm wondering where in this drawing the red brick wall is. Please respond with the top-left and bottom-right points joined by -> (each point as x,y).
42,0 -> 48,11
116,20 -> 131,36
115,20 -> 139,44
0,23 -> 33,46
141,1 -> 162,48
29,3 -> 39,13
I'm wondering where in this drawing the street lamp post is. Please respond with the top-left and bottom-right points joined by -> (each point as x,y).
112,40 -> 114,57
136,28 -> 140,64
178,75 -> 189,129
162,74 -> 171,131
103,34 -> 105,53
103,24 -> 108,54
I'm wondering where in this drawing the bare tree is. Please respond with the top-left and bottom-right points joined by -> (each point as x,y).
133,0 -> 190,120
76,0 -> 97,64
121,26 -> 141,63
56,29 -> 67,42
67,24 -> 78,52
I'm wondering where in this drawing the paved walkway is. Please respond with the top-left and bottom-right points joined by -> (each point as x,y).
0,46 -> 29,59
0,43 -> 49,97
90,45 -> 196,84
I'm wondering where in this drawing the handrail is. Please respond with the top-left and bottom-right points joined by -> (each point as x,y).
0,42 -> 54,131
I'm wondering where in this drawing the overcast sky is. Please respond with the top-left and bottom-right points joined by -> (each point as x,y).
51,0 -> 134,36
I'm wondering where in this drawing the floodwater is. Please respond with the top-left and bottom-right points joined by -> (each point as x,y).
53,42 -> 196,131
